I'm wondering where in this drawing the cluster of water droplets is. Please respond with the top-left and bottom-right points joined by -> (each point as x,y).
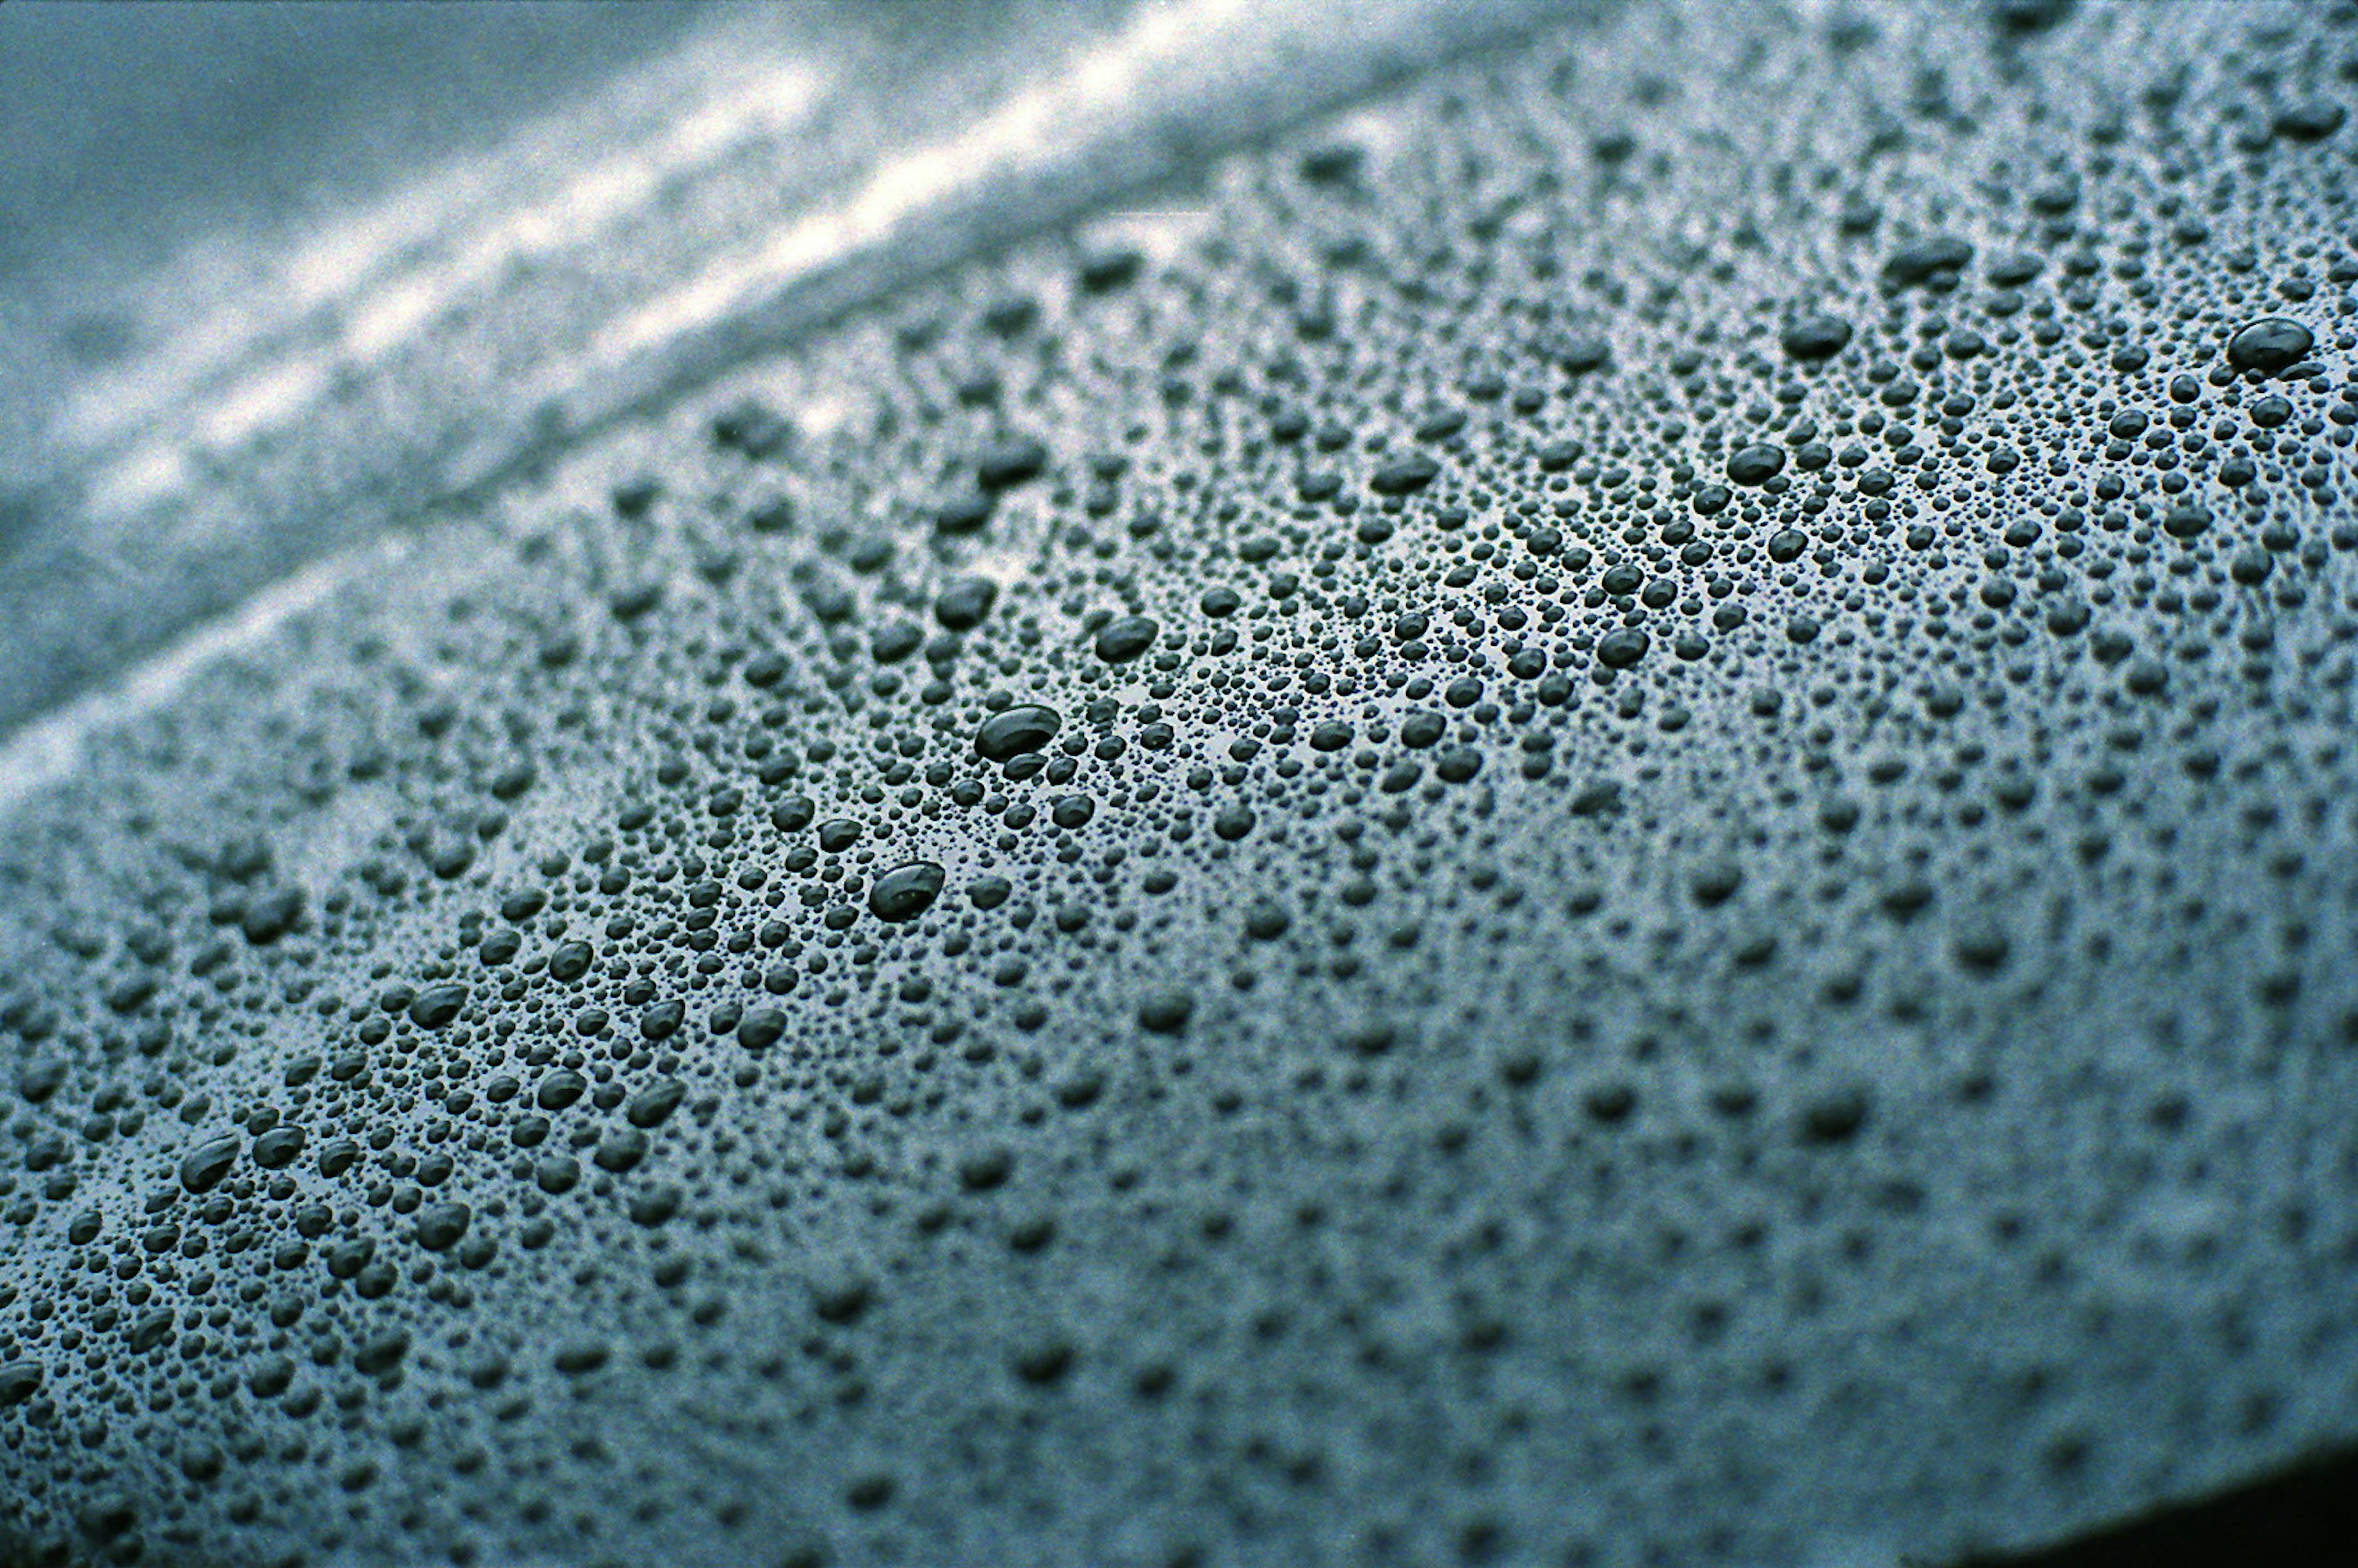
3,2 -> 2357,1565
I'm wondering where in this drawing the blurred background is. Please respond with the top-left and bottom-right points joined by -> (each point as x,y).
0,0 -> 1553,742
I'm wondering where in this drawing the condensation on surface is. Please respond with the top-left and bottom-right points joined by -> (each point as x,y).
1,2 -> 2356,1566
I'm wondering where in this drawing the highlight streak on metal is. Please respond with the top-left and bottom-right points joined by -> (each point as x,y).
0,0 -> 1576,749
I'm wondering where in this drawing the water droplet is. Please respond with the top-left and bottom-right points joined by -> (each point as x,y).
870,862 -> 946,923
975,704 -> 1062,762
